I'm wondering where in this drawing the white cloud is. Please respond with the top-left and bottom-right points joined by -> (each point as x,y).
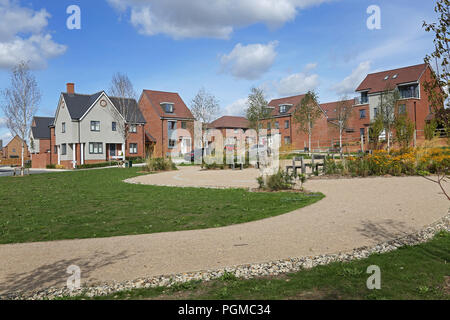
0,0 -> 66,69
107,0 -> 330,39
220,41 -> 278,80
277,64 -> 320,96
0,130 -> 12,146
331,61 -> 371,96
222,98 -> 248,116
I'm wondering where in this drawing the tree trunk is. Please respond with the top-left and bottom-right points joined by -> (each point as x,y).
21,140 -> 25,176
387,129 -> 391,152
339,128 -> 343,155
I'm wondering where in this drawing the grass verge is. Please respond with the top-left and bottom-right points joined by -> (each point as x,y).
67,231 -> 449,300
0,167 -> 323,244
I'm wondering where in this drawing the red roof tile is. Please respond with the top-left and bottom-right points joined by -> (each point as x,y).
143,90 -> 194,119
356,63 -> 428,94
209,116 -> 249,129
268,94 -> 307,117
320,99 -> 355,120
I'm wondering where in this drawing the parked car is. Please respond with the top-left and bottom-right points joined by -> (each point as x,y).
184,148 -> 207,162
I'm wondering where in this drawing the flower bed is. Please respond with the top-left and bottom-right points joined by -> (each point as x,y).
325,148 -> 450,177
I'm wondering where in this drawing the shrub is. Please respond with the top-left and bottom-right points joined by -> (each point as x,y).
424,120 -> 438,140
265,170 -> 295,191
145,157 -> 177,172
46,164 -> 56,169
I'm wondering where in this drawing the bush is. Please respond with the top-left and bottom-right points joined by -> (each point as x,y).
145,157 -> 176,172
46,164 -> 56,169
257,170 -> 295,191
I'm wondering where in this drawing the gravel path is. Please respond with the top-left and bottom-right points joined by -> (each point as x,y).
0,167 -> 448,296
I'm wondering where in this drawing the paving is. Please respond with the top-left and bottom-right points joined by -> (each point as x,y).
0,166 -> 448,295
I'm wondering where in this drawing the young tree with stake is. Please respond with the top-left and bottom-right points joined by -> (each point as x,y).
109,72 -> 138,162
293,91 -> 322,153
329,97 -> 354,155
190,88 -> 220,155
1,61 -> 41,175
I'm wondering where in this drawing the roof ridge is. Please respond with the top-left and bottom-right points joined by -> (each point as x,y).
366,63 -> 427,76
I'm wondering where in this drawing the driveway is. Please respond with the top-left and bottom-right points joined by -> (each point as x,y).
0,170 -> 448,295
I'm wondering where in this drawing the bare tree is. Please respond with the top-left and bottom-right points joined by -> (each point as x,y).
109,72 -> 138,162
190,88 -> 220,153
1,61 -> 41,175
293,90 -> 323,153
328,97 -> 354,154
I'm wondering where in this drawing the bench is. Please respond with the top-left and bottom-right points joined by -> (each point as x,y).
286,157 -> 305,176
305,154 -> 327,175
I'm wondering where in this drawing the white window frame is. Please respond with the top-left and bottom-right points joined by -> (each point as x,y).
89,142 -> 103,154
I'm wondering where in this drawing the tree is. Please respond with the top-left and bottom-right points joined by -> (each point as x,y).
369,114 -> 384,150
1,61 -> 41,175
328,97 -> 354,154
422,0 -> 449,110
109,72 -> 138,161
377,87 -> 400,152
293,90 -> 323,153
245,87 -> 271,137
190,88 -> 220,154
394,113 -> 415,150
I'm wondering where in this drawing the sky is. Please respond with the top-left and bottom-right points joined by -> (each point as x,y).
0,0 -> 438,144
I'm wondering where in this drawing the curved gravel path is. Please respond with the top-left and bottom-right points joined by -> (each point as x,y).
0,168 -> 448,295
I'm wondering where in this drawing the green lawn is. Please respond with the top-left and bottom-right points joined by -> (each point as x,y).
74,231 -> 450,300
0,167 -> 323,244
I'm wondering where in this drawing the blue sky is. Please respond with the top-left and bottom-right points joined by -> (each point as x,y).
0,0 -> 437,144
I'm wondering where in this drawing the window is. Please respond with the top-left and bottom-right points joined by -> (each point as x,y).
284,136 -> 291,145
399,104 -> 406,114
393,74 -> 398,79
181,121 -> 187,129
360,128 -> 365,137
129,143 -> 138,154
163,103 -> 174,113
112,122 -> 117,131
61,122 -> 66,133
168,139 -> 176,148
234,128 -> 239,134
398,84 -> 419,99
374,108 -> 378,117
360,92 -> 368,104
89,143 -> 103,154
90,121 -> 100,132
274,121 -> 279,129
280,105 -> 290,113
168,121 -> 176,130
267,122 -> 271,130
54,146 -> 57,154
359,109 -> 366,119
129,124 -> 137,133
61,144 -> 67,155
285,120 -> 290,129
12,148 -> 16,153
384,75 -> 389,80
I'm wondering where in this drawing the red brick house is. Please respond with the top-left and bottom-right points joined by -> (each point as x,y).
138,90 -> 195,158
208,116 -> 250,147
30,116 -> 54,168
355,63 -> 440,141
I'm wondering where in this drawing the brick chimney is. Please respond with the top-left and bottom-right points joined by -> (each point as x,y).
66,83 -> 75,94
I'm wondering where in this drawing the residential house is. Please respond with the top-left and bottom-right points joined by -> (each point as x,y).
138,90 -> 195,158
51,83 -> 146,169
0,135 -> 30,165
30,116 -> 55,168
355,63 -> 439,141
208,116 -> 250,147
262,94 -> 330,151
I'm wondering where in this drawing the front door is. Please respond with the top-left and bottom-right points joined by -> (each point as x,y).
181,138 -> 191,154
110,144 -> 116,158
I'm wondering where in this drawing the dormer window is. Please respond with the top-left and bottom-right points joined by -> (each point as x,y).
384,75 -> 389,80
392,74 -> 398,79
162,103 -> 174,113
279,104 -> 290,113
